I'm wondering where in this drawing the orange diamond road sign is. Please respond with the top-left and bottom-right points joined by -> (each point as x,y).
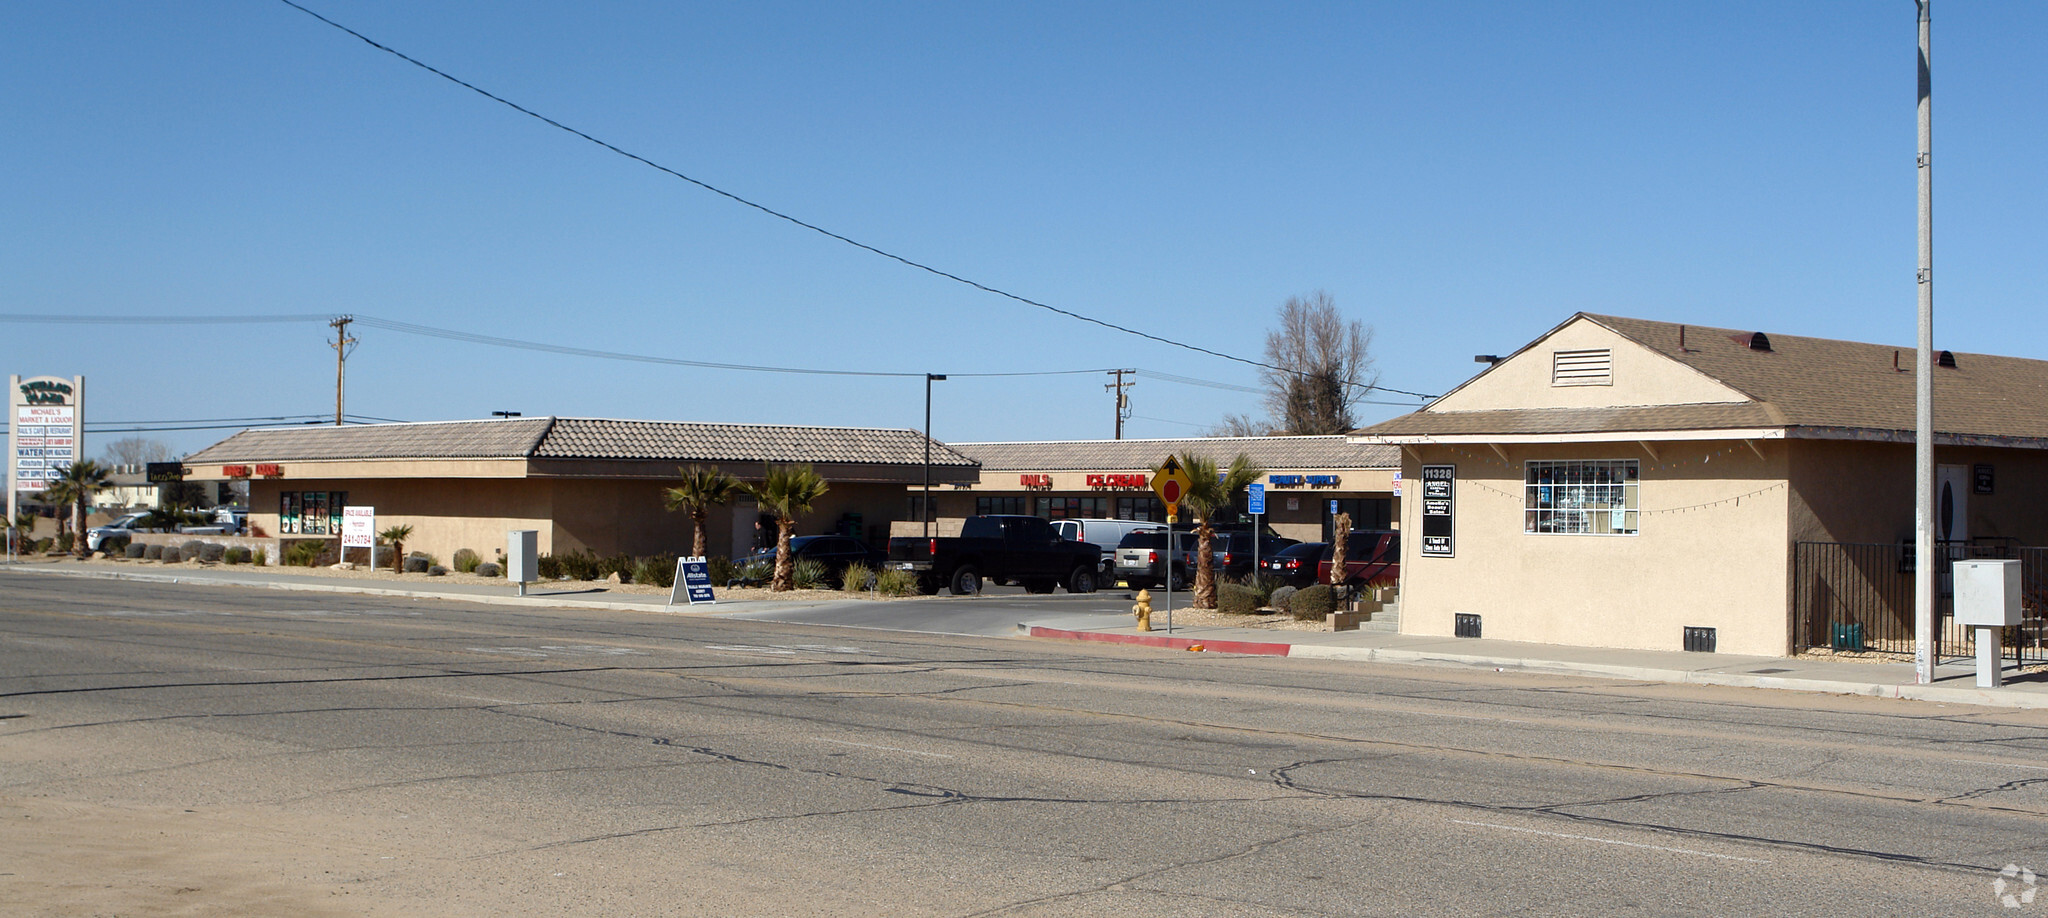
1152,455 -> 1192,511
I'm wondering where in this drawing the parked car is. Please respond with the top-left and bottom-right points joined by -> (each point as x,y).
1315,530 -> 1400,589
1113,529 -> 1202,591
1217,531 -> 1300,579
85,512 -> 152,551
213,507 -> 248,535
1051,518 -> 1159,576
733,535 -> 886,587
1260,541 -> 1329,588
888,515 -> 1103,595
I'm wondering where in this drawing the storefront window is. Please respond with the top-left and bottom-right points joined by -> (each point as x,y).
278,490 -> 349,536
976,496 -> 1028,516
1115,496 -> 1165,522
1034,496 -> 1109,520
1524,460 -> 1638,535
1322,498 -> 1393,540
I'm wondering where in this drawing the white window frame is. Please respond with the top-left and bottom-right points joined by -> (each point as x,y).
1524,459 -> 1639,535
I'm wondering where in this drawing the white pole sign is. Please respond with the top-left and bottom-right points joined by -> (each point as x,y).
9,375 -> 84,553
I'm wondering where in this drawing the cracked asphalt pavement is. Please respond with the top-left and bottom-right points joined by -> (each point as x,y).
4,571 -> 2047,916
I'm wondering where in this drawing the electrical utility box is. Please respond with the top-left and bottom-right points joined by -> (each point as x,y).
1954,559 -> 2021,627
507,530 -> 539,588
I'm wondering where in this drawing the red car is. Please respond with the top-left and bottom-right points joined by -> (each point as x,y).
1315,530 -> 1400,589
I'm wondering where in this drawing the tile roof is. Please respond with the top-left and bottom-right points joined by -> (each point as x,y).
950,436 -> 1399,471
185,417 -> 978,467
1357,313 -> 2048,442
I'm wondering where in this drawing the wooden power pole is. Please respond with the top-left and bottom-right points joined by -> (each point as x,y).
330,315 -> 357,426
1106,369 -> 1134,439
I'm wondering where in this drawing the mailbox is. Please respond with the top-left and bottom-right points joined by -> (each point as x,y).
1954,560 -> 2021,628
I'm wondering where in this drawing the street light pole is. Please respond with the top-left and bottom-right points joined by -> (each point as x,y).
924,374 -> 947,539
1914,0 -> 1936,685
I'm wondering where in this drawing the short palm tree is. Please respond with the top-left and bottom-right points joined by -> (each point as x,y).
379,524 -> 414,573
663,464 -> 742,559
1177,452 -> 1266,609
745,464 -> 829,592
48,460 -> 114,557
8,508 -> 35,554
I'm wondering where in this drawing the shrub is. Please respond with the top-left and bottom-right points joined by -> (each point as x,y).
224,546 -> 252,564
253,548 -> 268,567
1217,582 -> 1262,613
1269,585 -> 1298,613
874,566 -> 920,597
427,565 -> 449,576
197,543 -> 226,563
475,561 -> 503,578
536,553 -> 564,580
284,540 -> 324,567
124,541 -> 147,559
791,558 -> 827,590
635,554 -> 678,589
707,556 -> 737,586
597,553 -> 635,582
33,537 -> 53,554
1290,584 -> 1339,621
404,553 -> 431,574
840,561 -> 875,593
143,543 -> 165,561
550,549 -> 601,581
1238,573 -> 1281,606
452,548 -> 481,573
55,533 -> 74,553
103,533 -> 133,554
734,559 -> 772,586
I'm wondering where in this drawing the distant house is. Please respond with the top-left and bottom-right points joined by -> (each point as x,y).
1353,313 -> 2048,657
182,417 -> 979,562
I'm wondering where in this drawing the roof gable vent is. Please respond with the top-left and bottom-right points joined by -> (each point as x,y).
1748,332 -> 1772,351
1938,350 -> 1958,368
1551,348 -> 1612,387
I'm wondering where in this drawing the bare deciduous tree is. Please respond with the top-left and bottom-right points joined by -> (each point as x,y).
100,437 -> 176,467
1203,413 -> 1279,438
1259,291 -> 1377,435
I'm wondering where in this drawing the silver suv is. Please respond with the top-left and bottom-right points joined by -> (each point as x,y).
1113,529 -> 1202,591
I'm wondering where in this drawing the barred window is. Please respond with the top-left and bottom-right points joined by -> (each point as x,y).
1525,460 -> 1638,535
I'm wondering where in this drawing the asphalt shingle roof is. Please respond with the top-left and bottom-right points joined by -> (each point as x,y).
185,417 -> 978,467
1357,314 -> 2048,442
950,436 -> 1398,471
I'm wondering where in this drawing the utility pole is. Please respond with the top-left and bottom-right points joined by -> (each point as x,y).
1913,0 -> 1936,685
330,315 -> 357,426
1106,369 -> 1135,439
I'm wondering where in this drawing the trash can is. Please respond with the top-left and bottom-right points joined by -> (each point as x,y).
1830,621 -> 1865,653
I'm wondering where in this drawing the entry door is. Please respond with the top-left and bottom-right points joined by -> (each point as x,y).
1937,465 -> 1969,544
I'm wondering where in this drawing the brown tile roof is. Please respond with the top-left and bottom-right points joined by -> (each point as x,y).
1357,313 -> 2048,442
186,417 -> 978,468
950,436 -> 1398,471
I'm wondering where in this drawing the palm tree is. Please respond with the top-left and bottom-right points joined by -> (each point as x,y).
10,507 -> 39,555
663,465 -> 743,559
379,524 -> 414,573
1177,452 -> 1266,609
744,464 -> 829,592
48,461 -> 114,557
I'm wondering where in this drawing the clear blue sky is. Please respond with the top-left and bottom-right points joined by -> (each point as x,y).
5,2 -> 2044,459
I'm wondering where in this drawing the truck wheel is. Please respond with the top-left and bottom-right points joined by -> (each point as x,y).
1168,567 -> 1188,591
1067,566 -> 1098,594
949,566 -> 981,596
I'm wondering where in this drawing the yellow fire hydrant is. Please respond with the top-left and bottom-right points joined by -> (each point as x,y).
1133,589 -> 1154,632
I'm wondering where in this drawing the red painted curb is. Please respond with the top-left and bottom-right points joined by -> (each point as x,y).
1027,626 -> 1292,656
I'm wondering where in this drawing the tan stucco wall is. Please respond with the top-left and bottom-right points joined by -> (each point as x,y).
252,478 -> 557,563
1430,318 -> 1751,413
1399,440 -> 1792,656
1787,439 -> 2048,548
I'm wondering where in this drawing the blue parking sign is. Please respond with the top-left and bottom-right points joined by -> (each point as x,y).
1247,482 -> 1265,515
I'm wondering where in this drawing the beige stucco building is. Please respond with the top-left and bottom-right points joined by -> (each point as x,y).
183,417 -> 978,564
1356,314 -> 2048,657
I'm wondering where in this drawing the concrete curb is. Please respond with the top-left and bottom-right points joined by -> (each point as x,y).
0,564 -> 811,615
1025,626 -> 1292,656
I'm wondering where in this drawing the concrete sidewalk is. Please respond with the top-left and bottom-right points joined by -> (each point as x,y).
1018,611 -> 2048,710
10,559 -> 2046,710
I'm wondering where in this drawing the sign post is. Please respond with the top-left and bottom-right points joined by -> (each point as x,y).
1152,456 -> 1193,632
668,556 -> 718,605
341,506 -> 376,568
1248,481 -> 1266,586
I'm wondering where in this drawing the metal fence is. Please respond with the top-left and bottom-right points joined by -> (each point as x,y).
1792,540 -> 2048,664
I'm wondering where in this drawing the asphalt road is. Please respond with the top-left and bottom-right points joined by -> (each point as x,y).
4,571 -> 2047,917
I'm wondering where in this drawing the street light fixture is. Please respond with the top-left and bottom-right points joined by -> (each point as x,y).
924,374 -> 947,539
492,411 -> 522,418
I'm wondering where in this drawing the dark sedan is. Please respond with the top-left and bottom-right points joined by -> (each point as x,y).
733,535 -> 885,587
1260,541 -> 1328,588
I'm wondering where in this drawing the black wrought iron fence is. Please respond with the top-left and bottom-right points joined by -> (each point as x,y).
1793,541 -> 2048,664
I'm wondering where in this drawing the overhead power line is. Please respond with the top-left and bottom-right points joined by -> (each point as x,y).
272,0 -> 1436,402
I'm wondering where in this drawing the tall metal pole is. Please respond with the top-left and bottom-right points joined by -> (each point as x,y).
924,374 -> 946,539
330,315 -> 356,426
1913,0 -> 1936,684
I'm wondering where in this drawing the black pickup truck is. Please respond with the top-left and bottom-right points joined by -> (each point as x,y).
887,514 -> 1104,595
